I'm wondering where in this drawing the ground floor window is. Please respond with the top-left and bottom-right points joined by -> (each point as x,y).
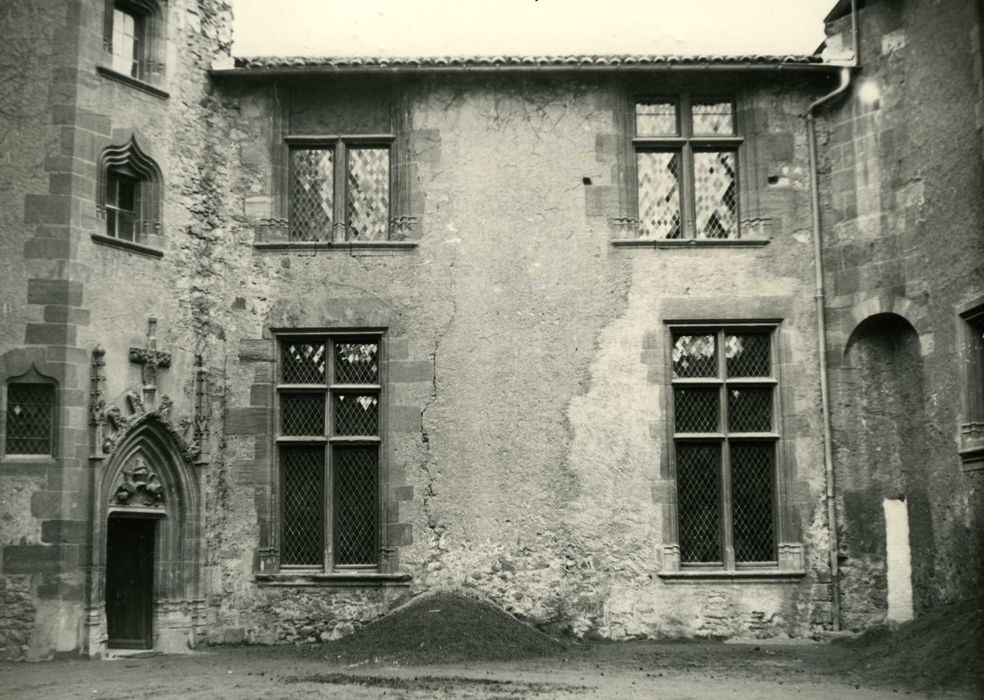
277,334 -> 382,570
670,324 -> 780,568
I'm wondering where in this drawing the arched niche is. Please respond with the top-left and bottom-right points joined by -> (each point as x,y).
85,413 -> 204,655
836,312 -> 932,627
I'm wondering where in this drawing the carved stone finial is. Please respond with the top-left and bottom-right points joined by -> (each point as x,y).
129,318 -> 172,410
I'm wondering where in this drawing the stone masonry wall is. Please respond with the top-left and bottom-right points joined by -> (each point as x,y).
820,0 -> 984,630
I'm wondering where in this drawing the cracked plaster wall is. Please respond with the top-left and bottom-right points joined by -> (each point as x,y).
209,74 -> 835,641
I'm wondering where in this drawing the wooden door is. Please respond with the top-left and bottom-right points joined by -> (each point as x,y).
105,516 -> 155,649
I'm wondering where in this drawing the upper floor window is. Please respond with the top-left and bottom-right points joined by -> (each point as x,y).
96,137 -> 163,250
288,138 -> 392,243
102,0 -> 165,89
3,368 -> 56,458
111,4 -> 144,78
670,324 -> 779,567
634,97 -> 741,240
277,334 -> 383,570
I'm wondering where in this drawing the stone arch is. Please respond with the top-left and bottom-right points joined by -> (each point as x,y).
85,413 -> 204,656
835,311 -> 933,628
96,136 -> 164,242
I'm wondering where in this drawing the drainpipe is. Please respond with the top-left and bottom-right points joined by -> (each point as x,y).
805,0 -> 859,633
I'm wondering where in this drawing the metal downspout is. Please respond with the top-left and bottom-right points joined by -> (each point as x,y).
806,0 -> 859,633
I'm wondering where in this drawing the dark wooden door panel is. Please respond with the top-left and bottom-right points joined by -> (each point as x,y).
105,517 -> 155,649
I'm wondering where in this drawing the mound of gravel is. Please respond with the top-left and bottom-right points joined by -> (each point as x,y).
834,594 -> 984,691
319,592 -> 567,665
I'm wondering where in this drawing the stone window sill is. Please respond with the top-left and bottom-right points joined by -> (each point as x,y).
91,234 -> 164,259
96,65 -> 169,99
253,241 -> 418,252
612,238 -> 770,249
255,571 -> 412,587
658,569 -> 806,582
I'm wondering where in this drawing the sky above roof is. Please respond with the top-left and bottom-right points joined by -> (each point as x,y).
228,0 -> 836,58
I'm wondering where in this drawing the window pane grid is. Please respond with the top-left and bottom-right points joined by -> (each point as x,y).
346,147 -> 390,241
278,336 -> 381,570
5,384 -> 53,455
672,328 -> 777,567
635,96 -> 739,239
289,149 -> 334,242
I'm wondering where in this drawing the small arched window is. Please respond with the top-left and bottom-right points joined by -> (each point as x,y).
97,136 -> 163,248
3,366 -> 57,458
103,0 -> 166,85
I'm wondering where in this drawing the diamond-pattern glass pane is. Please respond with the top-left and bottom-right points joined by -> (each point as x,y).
677,443 -> 722,563
334,446 -> 378,566
636,101 -> 678,136
281,446 -> 324,566
692,101 -> 735,135
674,388 -> 719,433
727,387 -> 773,433
637,151 -> 682,239
346,147 -> 389,241
726,333 -> 771,377
282,341 -> 327,384
290,148 -> 334,242
672,334 -> 717,378
281,393 -> 325,436
731,442 -> 776,562
5,384 -> 53,455
334,342 -> 379,384
694,151 -> 738,239
334,394 -> 379,436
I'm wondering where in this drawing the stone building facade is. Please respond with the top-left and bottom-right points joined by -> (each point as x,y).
0,0 -> 980,660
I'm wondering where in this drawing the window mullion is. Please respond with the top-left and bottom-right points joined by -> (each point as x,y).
334,139 -> 347,242
680,95 -> 696,239
324,337 -> 334,573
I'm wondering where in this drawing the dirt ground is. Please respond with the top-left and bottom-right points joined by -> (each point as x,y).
3,594 -> 980,699
0,639 -> 979,700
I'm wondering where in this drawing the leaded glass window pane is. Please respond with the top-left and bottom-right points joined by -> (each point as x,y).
727,387 -> 773,433
674,388 -> 719,433
672,334 -> 717,378
692,101 -> 735,135
282,341 -> 327,384
677,443 -> 722,564
726,333 -> 771,377
333,394 -> 379,436
637,151 -> 682,239
334,445 -> 378,566
5,384 -> 53,455
636,101 -> 678,136
346,147 -> 389,241
280,446 -> 324,566
289,148 -> 334,242
731,442 -> 776,562
334,342 -> 379,385
694,151 -> 738,239
281,393 -> 325,436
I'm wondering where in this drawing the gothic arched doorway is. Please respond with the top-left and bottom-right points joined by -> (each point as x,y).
84,414 -> 204,656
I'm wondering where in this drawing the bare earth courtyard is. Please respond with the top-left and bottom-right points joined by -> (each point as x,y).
0,640 -> 979,700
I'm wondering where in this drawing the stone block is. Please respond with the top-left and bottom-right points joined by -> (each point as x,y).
23,195 -> 72,225
226,407 -> 268,435
239,339 -> 274,362
388,405 -> 422,434
388,523 -> 413,546
41,520 -> 87,544
388,360 -> 433,384
26,279 -> 84,306
43,306 -> 90,325
25,323 -> 76,346
2,545 -> 77,574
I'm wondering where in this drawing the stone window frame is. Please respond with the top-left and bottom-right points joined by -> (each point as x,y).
1,365 -> 58,461
659,320 -> 804,579
94,136 -> 165,258
614,92 -> 770,249
271,329 -> 390,577
98,0 -> 169,98
285,135 -> 397,244
958,295 -> 984,470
